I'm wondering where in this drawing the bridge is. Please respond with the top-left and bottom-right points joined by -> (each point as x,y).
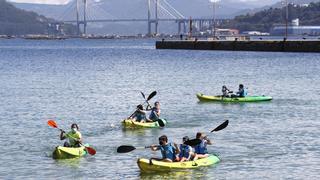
58,0 -> 225,36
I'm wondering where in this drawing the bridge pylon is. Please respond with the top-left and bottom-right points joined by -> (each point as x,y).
147,0 -> 159,36
76,0 -> 88,36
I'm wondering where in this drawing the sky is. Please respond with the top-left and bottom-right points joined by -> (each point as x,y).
9,0 -> 70,4
8,0 -> 277,5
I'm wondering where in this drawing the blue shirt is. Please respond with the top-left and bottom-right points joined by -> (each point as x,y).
159,143 -> 176,161
133,111 -> 146,122
149,107 -> 160,121
194,139 -> 208,154
179,144 -> 192,159
237,88 -> 245,97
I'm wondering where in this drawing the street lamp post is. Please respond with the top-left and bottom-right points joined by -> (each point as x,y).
285,0 -> 289,39
210,0 -> 218,39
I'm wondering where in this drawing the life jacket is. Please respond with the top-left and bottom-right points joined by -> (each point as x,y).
160,143 -> 176,161
244,89 -> 248,96
238,88 -> 245,97
149,107 -> 159,121
194,140 -> 208,154
134,112 -> 146,122
179,144 -> 191,159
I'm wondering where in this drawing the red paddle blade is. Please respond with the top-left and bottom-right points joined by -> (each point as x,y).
85,146 -> 96,155
47,120 -> 58,128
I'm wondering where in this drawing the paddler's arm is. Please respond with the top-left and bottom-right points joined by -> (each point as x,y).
156,109 -> 160,117
128,110 -> 137,119
174,143 -> 180,154
137,109 -> 146,115
150,145 -> 160,151
60,129 -> 66,140
75,133 -> 83,144
204,137 -> 212,145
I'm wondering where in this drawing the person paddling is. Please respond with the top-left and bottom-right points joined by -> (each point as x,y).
129,104 -> 151,122
236,84 -> 247,97
177,136 -> 194,162
222,85 -> 232,97
60,123 -> 82,147
149,135 -> 180,164
193,132 -> 212,160
146,101 -> 161,122
230,84 -> 247,98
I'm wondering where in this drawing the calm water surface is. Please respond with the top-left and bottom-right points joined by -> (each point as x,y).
0,39 -> 319,179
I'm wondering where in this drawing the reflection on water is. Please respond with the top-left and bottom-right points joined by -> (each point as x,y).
139,167 -> 219,180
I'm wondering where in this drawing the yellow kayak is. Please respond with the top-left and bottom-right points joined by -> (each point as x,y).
122,119 -> 167,128
137,154 -> 220,172
52,145 -> 88,159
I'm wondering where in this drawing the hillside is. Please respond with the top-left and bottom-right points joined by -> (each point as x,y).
11,0 -> 273,35
233,0 -> 320,17
0,0 -> 76,35
221,2 -> 320,32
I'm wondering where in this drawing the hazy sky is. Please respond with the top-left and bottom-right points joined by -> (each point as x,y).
9,0 -> 70,4
9,0 -> 278,5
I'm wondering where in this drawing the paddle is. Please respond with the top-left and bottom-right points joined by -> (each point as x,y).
184,139 -> 202,146
127,91 -> 157,119
156,119 -> 165,127
47,120 -> 96,155
117,145 -> 152,153
188,120 -> 229,146
210,120 -> 229,132
142,91 -> 157,106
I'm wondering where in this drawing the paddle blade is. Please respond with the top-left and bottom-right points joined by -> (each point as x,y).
47,120 -> 58,128
157,119 -> 165,127
211,120 -> 229,132
184,139 -> 202,146
117,145 -> 136,153
85,146 -> 96,155
140,91 -> 146,100
147,91 -> 157,101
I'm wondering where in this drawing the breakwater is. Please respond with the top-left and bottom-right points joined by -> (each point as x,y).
156,40 -> 320,52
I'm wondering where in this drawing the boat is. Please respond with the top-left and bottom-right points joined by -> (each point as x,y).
122,119 -> 167,128
137,154 -> 220,172
52,144 -> 89,159
196,93 -> 272,102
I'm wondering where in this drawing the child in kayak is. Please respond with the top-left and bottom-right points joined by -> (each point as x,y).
129,104 -> 151,122
193,132 -> 212,160
147,101 -> 161,122
60,123 -> 82,147
177,136 -> 194,162
222,85 -> 232,97
149,135 -> 180,164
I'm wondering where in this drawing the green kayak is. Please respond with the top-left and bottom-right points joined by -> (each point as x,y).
52,144 -> 89,159
197,93 -> 273,102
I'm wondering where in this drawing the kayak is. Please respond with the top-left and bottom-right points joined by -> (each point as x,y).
122,119 -> 167,128
197,93 -> 272,102
52,144 -> 89,159
137,154 -> 220,172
